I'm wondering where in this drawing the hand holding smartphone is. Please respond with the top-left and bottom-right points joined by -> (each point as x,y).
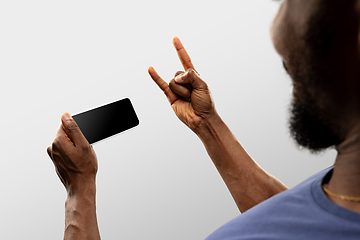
72,98 -> 139,144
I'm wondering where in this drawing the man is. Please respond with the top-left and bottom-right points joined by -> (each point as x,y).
47,0 -> 360,239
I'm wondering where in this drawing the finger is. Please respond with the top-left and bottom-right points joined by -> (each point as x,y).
148,66 -> 179,105
173,37 -> 196,72
169,79 -> 192,101
174,71 -> 193,90
174,71 -> 184,78
148,66 -> 169,92
174,68 -> 208,90
61,112 -> 88,147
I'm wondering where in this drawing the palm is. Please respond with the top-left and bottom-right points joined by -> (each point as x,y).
172,97 -> 199,130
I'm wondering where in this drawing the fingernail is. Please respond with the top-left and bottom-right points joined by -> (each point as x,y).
175,76 -> 183,83
62,112 -> 72,120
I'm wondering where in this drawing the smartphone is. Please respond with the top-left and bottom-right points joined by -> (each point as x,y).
72,98 -> 139,144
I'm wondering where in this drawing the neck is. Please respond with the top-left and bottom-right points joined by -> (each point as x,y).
328,124 -> 360,213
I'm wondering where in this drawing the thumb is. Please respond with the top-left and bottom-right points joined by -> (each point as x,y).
61,112 -> 88,146
174,68 -> 207,90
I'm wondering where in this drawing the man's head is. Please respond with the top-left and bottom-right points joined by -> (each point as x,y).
271,0 -> 360,152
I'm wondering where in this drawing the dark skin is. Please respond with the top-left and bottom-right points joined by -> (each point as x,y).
47,37 -> 288,239
148,37 -> 288,212
47,1 -> 360,239
271,0 -> 360,213
47,113 -> 100,240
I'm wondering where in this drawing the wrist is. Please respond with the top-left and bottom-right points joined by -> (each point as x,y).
66,176 -> 97,198
194,112 -> 224,140
64,177 -> 100,240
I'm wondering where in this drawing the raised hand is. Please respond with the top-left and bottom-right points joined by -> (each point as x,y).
148,37 -> 287,213
148,37 -> 216,132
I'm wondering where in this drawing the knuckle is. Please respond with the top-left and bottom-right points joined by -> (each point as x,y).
187,68 -> 195,74
65,121 -> 80,132
81,143 -> 91,153
46,146 -> 52,157
188,68 -> 200,78
159,81 -> 169,91
185,69 -> 194,80
52,137 -> 61,150
189,69 -> 200,78
169,79 -> 176,88
52,134 -> 68,151
77,140 -> 92,154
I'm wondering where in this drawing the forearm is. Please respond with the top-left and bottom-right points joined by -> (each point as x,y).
64,180 -> 101,240
195,113 -> 288,212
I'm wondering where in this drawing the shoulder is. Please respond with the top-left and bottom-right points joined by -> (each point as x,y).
206,167 -> 360,240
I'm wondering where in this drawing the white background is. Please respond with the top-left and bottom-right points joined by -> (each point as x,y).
0,1 -> 336,239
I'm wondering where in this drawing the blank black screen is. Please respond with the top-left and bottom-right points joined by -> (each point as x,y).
72,98 -> 139,144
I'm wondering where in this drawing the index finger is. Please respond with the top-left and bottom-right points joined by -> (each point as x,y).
148,66 -> 179,105
173,37 -> 196,71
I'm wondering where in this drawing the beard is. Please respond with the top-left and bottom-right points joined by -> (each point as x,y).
286,1 -> 353,153
288,94 -> 342,153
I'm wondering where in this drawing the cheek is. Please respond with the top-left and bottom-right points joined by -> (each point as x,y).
271,19 -> 289,60
271,4 -> 285,56
270,2 -> 297,61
